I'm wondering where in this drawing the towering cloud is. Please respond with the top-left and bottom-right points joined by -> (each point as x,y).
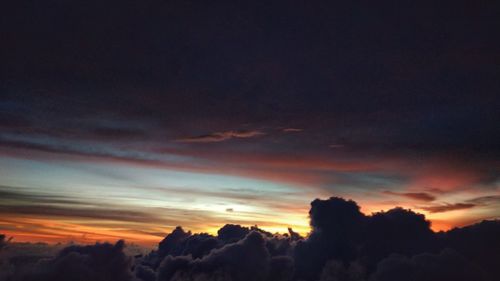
294,198 -> 365,280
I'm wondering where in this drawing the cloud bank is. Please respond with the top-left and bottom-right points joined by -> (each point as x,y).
1,197 -> 499,281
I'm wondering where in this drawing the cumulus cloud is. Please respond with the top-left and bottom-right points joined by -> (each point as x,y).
176,131 -> 265,143
294,197 -> 365,280
157,232 -> 271,281
217,224 -> 251,243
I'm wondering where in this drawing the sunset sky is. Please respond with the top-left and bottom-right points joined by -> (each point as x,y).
1,1 -> 499,246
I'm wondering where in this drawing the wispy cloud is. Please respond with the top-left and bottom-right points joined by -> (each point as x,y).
384,191 -> 436,202
176,130 -> 265,143
421,203 -> 476,213
282,128 -> 303,133
466,195 -> 500,205
329,144 -> 345,148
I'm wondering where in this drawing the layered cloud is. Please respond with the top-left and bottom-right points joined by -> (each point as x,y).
421,203 -> 477,213
383,191 -> 436,202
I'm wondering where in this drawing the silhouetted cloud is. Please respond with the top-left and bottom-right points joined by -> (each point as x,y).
0,234 -> 7,252
217,224 -> 251,244
294,197 -> 365,280
444,220 -> 500,280
362,207 -> 436,272
157,232 -> 271,281
383,191 -> 436,202
10,240 -> 135,281
176,131 -> 265,143
157,227 -> 192,259
371,249 -> 486,281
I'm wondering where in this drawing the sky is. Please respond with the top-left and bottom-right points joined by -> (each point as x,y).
1,1 -> 499,246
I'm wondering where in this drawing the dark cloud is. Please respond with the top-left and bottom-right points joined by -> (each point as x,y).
156,227 -> 220,263
157,227 -> 192,259
0,234 -> 7,252
176,131 -> 265,143
267,256 -> 294,281
294,197 -> 365,280
421,203 -> 476,213
361,208 -> 436,272
319,260 -> 365,281
293,197 -> 493,280
217,224 -> 251,244
157,232 -> 271,281
135,265 -> 156,281
443,220 -> 500,280
1,0 -> 498,162
9,240 -> 136,281
383,191 -> 436,202
371,249 -> 486,281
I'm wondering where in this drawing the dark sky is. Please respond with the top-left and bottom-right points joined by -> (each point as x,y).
0,0 -> 499,244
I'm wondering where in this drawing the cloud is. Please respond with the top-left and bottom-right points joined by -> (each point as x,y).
217,224 -> 251,243
466,195 -> 500,205
282,128 -> 303,133
444,220 -> 500,279
0,203 -> 163,224
421,203 -> 476,213
0,187 -> 230,245
328,144 -> 345,149
176,130 -> 265,143
319,260 -> 365,281
2,197 -> 500,281
157,227 -> 192,259
294,197 -> 437,280
9,240 -> 136,281
383,191 -> 436,202
371,249 -> 486,281
294,197 -> 365,280
156,232 -> 272,281
0,234 -> 7,252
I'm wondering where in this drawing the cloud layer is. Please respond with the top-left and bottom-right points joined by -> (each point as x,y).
1,197 -> 499,281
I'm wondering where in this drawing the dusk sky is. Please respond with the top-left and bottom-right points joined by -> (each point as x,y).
1,1 -> 499,246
